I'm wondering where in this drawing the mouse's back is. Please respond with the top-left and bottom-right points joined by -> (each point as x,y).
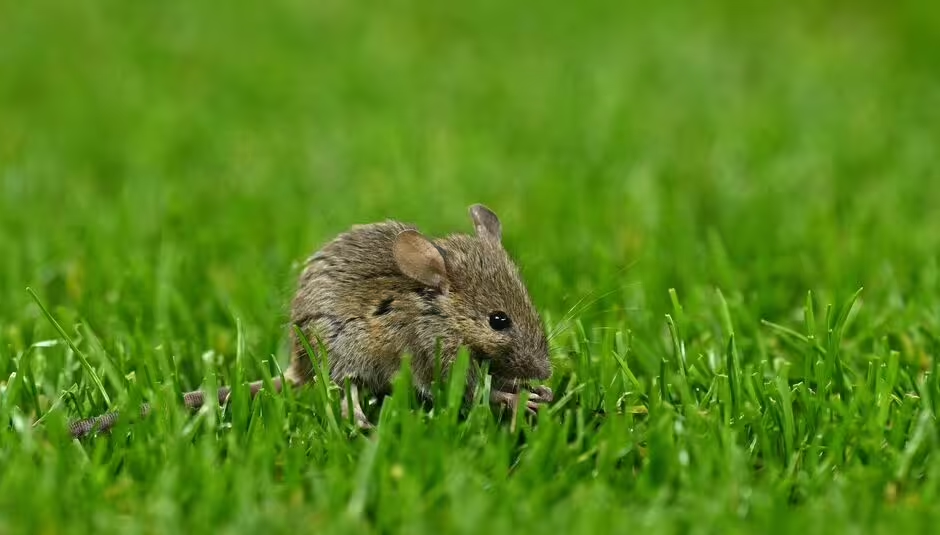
301,220 -> 414,282
286,220 -> 420,384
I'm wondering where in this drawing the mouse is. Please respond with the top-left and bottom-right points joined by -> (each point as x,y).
67,204 -> 553,438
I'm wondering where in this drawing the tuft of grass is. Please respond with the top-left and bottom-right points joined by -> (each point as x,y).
3,0 -> 940,533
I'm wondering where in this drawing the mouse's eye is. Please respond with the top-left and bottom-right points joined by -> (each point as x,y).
488,311 -> 511,331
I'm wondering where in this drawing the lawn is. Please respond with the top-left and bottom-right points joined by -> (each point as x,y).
2,0 -> 940,533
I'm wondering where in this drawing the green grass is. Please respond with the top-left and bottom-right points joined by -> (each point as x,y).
3,0 -> 940,532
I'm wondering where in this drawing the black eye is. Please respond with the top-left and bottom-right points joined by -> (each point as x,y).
488,311 -> 511,331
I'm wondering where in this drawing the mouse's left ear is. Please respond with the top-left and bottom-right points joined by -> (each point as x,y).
469,204 -> 502,243
393,230 -> 450,294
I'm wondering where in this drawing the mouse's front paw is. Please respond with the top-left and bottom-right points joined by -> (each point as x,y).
529,384 -> 553,403
491,389 -> 546,416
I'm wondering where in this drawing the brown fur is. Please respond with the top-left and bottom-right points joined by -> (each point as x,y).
286,206 -> 552,417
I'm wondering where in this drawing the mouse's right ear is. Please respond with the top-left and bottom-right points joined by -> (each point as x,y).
469,204 -> 502,243
393,230 -> 449,294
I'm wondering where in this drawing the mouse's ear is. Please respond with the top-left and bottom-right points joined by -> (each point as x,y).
469,204 -> 502,243
393,230 -> 449,294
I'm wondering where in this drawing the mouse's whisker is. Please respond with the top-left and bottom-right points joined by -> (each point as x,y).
547,276 -> 644,341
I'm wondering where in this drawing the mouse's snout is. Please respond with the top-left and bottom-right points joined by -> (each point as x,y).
515,343 -> 552,381
490,345 -> 552,382
524,332 -> 552,380
532,356 -> 552,381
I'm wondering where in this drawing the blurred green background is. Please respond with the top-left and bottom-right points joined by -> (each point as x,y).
3,0 -> 938,337
3,0 -> 940,532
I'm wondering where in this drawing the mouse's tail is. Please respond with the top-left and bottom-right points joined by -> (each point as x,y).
68,377 -> 284,439
68,403 -> 151,438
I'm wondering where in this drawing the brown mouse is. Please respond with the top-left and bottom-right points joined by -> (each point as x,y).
67,204 -> 553,438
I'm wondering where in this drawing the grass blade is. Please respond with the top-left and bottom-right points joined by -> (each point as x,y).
26,287 -> 110,406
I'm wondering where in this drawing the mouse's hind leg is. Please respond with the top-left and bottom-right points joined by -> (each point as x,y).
340,381 -> 373,430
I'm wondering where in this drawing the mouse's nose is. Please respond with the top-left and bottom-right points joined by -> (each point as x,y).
533,357 -> 552,380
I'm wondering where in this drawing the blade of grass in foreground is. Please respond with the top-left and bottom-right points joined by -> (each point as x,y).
292,325 -> 341,436
27,287 -> 111,406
